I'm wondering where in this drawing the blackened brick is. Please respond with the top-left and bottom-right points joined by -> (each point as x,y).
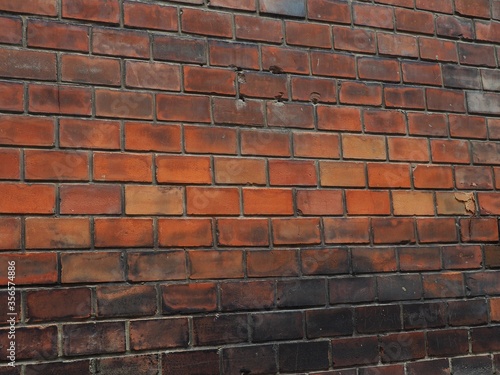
452,356 -> 493,375
306,308 -> 353,338
279,341 -> 329,373
427,329 -> 469,356
329,276 -> 377,304
277,279 -> 326,308
163,350 -> 219,375
402,302 -> 447,329
380,331 -> 425,363
356,305 -> 401,333
407,359 -> 450,375
377,275 -> 423,301
223,345 -> 277,375
448,299 -> 488,326
193,314 -> 248,346
331,336 -> 379,368
251,311 -> 303,342
471,326 -> 500,353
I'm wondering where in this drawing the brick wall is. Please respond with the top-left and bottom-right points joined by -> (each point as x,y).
0,0 -> 499,374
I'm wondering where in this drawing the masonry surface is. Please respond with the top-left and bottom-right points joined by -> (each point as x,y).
0,0 -> 499,374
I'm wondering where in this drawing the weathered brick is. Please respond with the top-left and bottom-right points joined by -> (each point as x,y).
125,61 -> 180,91
380,332 -> 425,363
193,314 -> 248,346
0,0 -> 57,16
340,82 -> 382,106
0,149 -> 20,180
352,247 -> 397,273
128,251 -> 185,282
130,318 -> 189,350
273,218 -> 321,245
262,45 -> 309,74
277,279 -> 326,308
442,245 -> 482,269
187,187 -> 239,215
0,217 -> 20,249
331,336 -> 379,367
59,118 -> 120,150
260,0 -> 306,17
235,14 -> 283,43
301,248 -> 349,275
223,345 -> 277,375
162,283 -> 217,314
95,89 -> 153,120
388,137 -> 429,162
269,159 -> 317,186
0,81 -> 23,112
221,280 -> 274,311
62,55 -> 121,86
125,185 -> 183,215
417,218 -> 458,244
25,217 -> 91,249
184,126 -> 237,154
93,28 -> 149,58
343,134 -> 386,160
163,350 -> 219,375
279,341 -> 329,372
209,40 -> 259,70
458,43 -> 496,67
94,218 -> 153,248
61,252 -> 124,283
396,8 -> 435,34
29,84 -> 92,116
60,184 -> 121,214
243,188 -> 294,215
25,150 -> 89,181
63,322 -> 125,356
372,218 -> 416,244
28,19 -> 89,52
368,163 -> 411,188
311,51 -> 356,78
296,190 -> 343,215
156,155 -> 212,184
0,183 -> 55,214
62,0 -> 119,23
267,102 -> 314,128
317,106 -> 361,131
0,253 -> 57,285
329,276 -> 376,304
399,246 -> 441,271
354,3 -> 394,29
217,218 -> 269,247
419,38 -> 458,62
308,0 -> 351,24
291,76 -> 337,103
247,250 -> 299,277
324,217 -> 370,244
378,33 -> 418,58
286,21 -> 332,48
436,15 -> 473,39
241,129 -> 290,156
96,284 -> 157,318
356,304 -> 401,333
455,0 -> 490,18
189,250 -> 244,279
153,35 -> 207,64
93,152 -> 152,182
125,122 -> 181,152
333,27 -> 376,53
251,311 -> 303,342
124,1 -> 177,31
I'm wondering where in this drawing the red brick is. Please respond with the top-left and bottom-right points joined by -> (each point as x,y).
320,161 -> 366,187
368,163 -> 411,188
273,218 -> 321,245
96,284 -> 156,318
496,168 -> 500,189
248,250 -> 298,278
399,247 -> 441,271
28,20 -> 89,52
213,98 -> 265,126
62,0 -> 119,23
0,253 -> 57,285
436,192 -> 474,215
455,0 -> 490,18
125,122 -> 180,152
472,141 -> 500,165
62,54 -> 120,86
217,218 -> 269,247
0,48 -> 56,80
25,150 -> 88,181
93,152 -> 152,182
241,129 -> 290,156
95,218 -> 153,248
209,40 -> 259,70
130,318 -> 188,351
339,82 -> 382,106
455,166 -> 494,190
491,298 -> 500,322
485,245 -> 500,268
209,0 -> 256,11
478,193 -> 500,215
442,245 -> 482,269
125,186 -> 183,215
286,21 -> 332,48
189,250 -> 244,279
461,218 -> 499,242
0,326 -> 57,360
59,118 -> 120,150
269,159 -> 317,186
333,27 -> 376,53
164,351 -> 219,375
458,43 -> 496,67
157,93 -> 211,122
378,33 -> 418,58
0,183 -> 55,214
431,139 -> 470,164
388,137 -> 429,162
354,3 -> 394,29
187,187 -> 240,215
346,190 -> 391,215
363,109 -> 406,134
156,155 -> 212,184
308,0 -> 351,24
29,84 -> 92,116
186,65 -> 237,96
214,157 -> 266,185
92,28 -> 149,58
262,46 -> 309,75
0,149 -> 20,180
267,102 -> 314,129
239,71 -> 288,99
60,184 -> 121,215
63,322 -> 125,356
449,114 -> 487,139
343,134 -> 386,160
0,81 -> 23,112
184,125 -> 237,154
291,76 -> 337,103
221,280 -> 274,311
153,35 -> 207,64
476,21 -> 500,43
413,165 -> 454,189
128,251 -> 186,282
124,2 -> 177,31
293,132 -> 339,158
396,8 -> 435,34
407,112 -> 448,137
317,106 -> 362,132
419,38 -> 458,62
311,51 -> 356,78
0,0 -> 57,15
358,57 -> 400,83
96,355 -> 158,375
243,188 -> 294,215
436,15 -> 473,39
162,283 -> 217,314
159,219 -> 212,247
0,218 -> 20,249
235,14 -> 283,43
402,61 -> 442,86
61,252 -> 124,282
182,8 -> 232,38
27,288 -> 91,322
301,248 -> 349,275
393,191 -> 435,216
125,61 -> 180,91
372,218 -> 416,244
95,89 -> 153,120
416,0 -> 453,13
296,190 -> 343,215
25,218 -> 90,249
352,247 -> 398,273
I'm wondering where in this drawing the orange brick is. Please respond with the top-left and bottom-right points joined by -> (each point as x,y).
367,163 -> 411,188
156,155 -> 212,184
291,76 -> 337,104
95,89 -> 153,120
460,218 -> 499,242
262,45 -> 310,75
247,250 -> 299,277
407,112 -> 447,137
293,132 -> 340,159
187,187 -> 240,215
61,54 -> 121,86
92,28 -> 149,58
59,118 -> 121,150
0,81 -> 23,112
61,252 -> 124,283
25,218 -> 90,249
25,150 -> 89,181
94,218 -> 153,248
124,122 -> 181,152
320,161 -> 366,187
269,160 -> 317,186
378,33 -> 418,58
0,253 -> 57,285
189,250 -> 244,279
323,218 -> 370,244
491,298 -> 500,322
413,165 -> 454,189
363,109 -> 406,134
388,137 -> 429,162
272,218 -> 321,245
0,149 -> 20,180
156,94 -> 211,123
431,139 -> 470,164
392,191 -> 435,216
62,0 -> 119,23
296,190 -> 343,216
0,218 -> 21,250
184,66 -> 236,96
346,190 -> 390,215
59,184 -> 121,215
311,51 -> 356,78
317,106 -> 362,132
159,219 -> 212,248
124,2 -> 177,31
127,251 -> 186,282
125,61 -> 180,91
214,157 -> 266,185
241,129 -> 291,157
478,193 -> 500,215
217,218 -> 269,247
0,115 -> 54,147
243,188 -> 294,215
285,21 -> 332,48
342,134 -> 386,160
125,186 -> 183,215
339,82 -> 382,106
93,152 -> 152,182
0,183 -> 55,214
27,19 -> 89,52
267,102 -> 314,129
417,218 -> 458,243
184,125 -> 237,155
182,8 -> 233,38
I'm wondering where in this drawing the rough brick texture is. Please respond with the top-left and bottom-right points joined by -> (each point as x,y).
0,0 -> 499,374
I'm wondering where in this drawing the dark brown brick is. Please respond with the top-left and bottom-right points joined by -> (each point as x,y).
301,248 -> 349,275
221,281 -> 274,311
251,311 -> 303,342
427,329 -> 469,356
96,285 -> 156,318
153,35 -> 206,64
27,288 -> 91,322
63,322 -> 125,356
452,356 -> 493,375
277,279 -> 326,308
377,275 -> 423,301
448,299 -> 488,326
352,247 -> 397,273
356,305 -> 401,334
130,318 -> 189,350
403,302 -> 447,329
466,272 -> 500,296
306,308 -> 353,338
26,360 -> 91,375
380,332 -> 425,363
223,345 -> 277,375
407,359 -> 450,375
193,314 -> 247,346
471,326 -> 500,353
329,276 -> 377,304
96,355 -> 159,375
163,350 -> 219,375
0,326 -> 57,361
331,336 -> 379,368
162,283 -> 217,314
279,341 -> 329,373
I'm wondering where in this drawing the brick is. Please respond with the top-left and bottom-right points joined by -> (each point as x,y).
360,365 -> 405,375
329,276 -> 376,304
273,218 -> 321,245
0,0 -> 57,16
125,122 -> 180,152
380,332 -> 425,363
187,187 -> 239,215
317,106 -> 361,131
59,184 -> 121,214
95,218 -> 153,248
0,149 -> 20,180
157,155 -> 211,184
0,48 -> 56,81
221,280 -> 274,311
378,275 -> 423,302
0,16 -> 21,44
396,8 -> 435,34
479,193 -> 500,215
363,109 -> 406,134
59,118 -> 120,150
269,159 -> 317,186
239,71 -> 287,99
388,137 -> 429,162
223,345 -> 277,375
416,0 -> 453,13
213,98 -> 264,126
279,341 -> 329,373
162,283 -> 217,314
156,94 -> 211,122
368,163 -> 411,188
422,272 -> 464,298
467,272 -> 500,296
375,0 -> 414,7
130,318 -> 189,351
301,248 -> 349,275
306,308 -> 353,338
417,218 -> 458,243
403,302 -> 447,329
402,61 -> 442,86
247,250 -> 298,277
472,141 -> 500,165
456,166 -> 493,190
296,190 -> 343,215
93,152 -> 152,182
62,55 -> 120,86
448,299 -> 488,326
163,350 -> 219,375
453,356 -> 493,375
393,191 -> 435,216
0,81 -> 23,112
294,132 -> 339,159
443,65 -> 481,90
352,247 -> 397,273
96,355 -> 159,375
455,0 -> 490,18
320,161 -> 365,187
476,21 -> 500,43
427,329 -> 469,356
125,61 -> 180,91
458,43 -> 496,67
139,229 -> 192,264
28,19 -> 89,52
243,188 -> 294,215
262,45 -> 309,74
0,253 -> 57,285
124,2 -> 177,31
95,89 -> 153,120
153,35 -> 207,64
235,14 -> 283,43
399,247 -> 441,271
184,126 -> 237,154
189,250 -> 244,279
343,134 -> 386,160
277,279 -> 326,308
468,92 -> 500,116
61,252 -> 124,283
251,311 -> 303,342
408,112 -> 447,137
492,298 -> 500,321
354,3 -> 393,29
125,186 -> 183,215
0,326 -> 57,360
291,76 -> 337,103
26,361 -> 90,375
443,245 -> 482,269
461,218 -> 499,242
324,217 -> 370,244
378,33 -> 418,58
435,192 -> 472,215
0,183 -> 55,214
358,57 -> 400,83
217,218 -> 269,247
346,190 -> 390,215
209,40 -> 259,70
472,327 -> 500,353
128,251 -> 185,282
308,0 -> 351,24
25,150 -> 88,181
267,102 -> 314,128
96,284 -> 156,318
436,15 -> 473,40
184,66 -> 235,96
26,217 -> 90,249
419,38 -> 458,62
241,129 -> 290,156
333,27 -> 376,53
62,0 -> 119,23
182,8 -> 232,38
482,69 -> 500,91
29,84 -> 92,116
215,157 -> 265,185
311,51 -> 356,78
449,114 -> 487,139
431,139 -> 470,164
331,336 -> 379,367
286,21 -> 331,48
93,28 -> 149,58
209,0 -> 256,11
373,218 -> 416,244
0,218 -> 20,249
193,314 -> 247,346
260,0 -> 306,17
63,322 -> 125,356
340,82 -> 382,106
356,304 -> 401,333
427,88 -> 466,113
